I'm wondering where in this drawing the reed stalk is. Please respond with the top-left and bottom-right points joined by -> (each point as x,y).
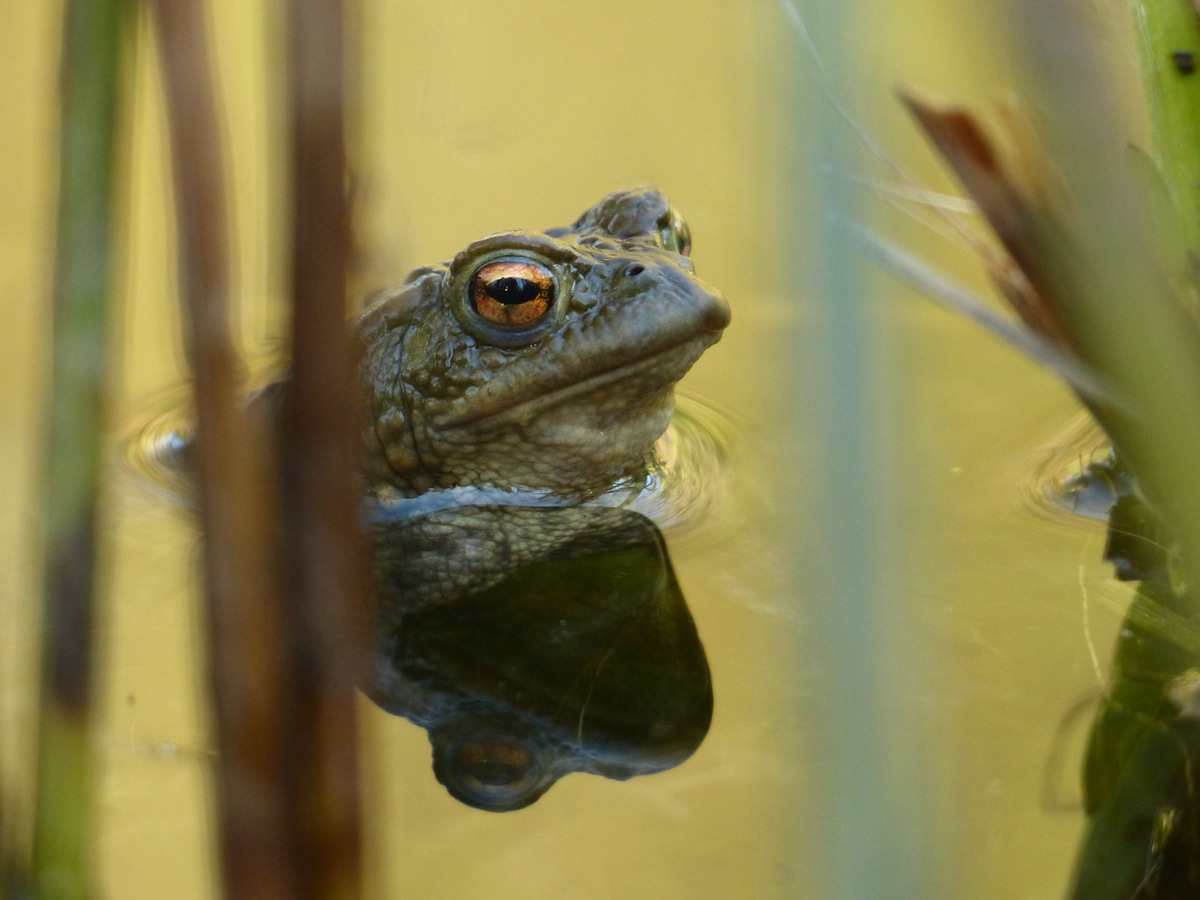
785,1 -> 939,897
150,1 -> 297,896
278,0 -> 366,895
1131,0 -> 1200,254
153,0 -> 364,895
30,1 -> 128,898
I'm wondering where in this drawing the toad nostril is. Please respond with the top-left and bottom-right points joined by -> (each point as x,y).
624,264 -> 645,277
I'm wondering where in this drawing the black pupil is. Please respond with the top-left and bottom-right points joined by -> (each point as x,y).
484,276 -> 543,306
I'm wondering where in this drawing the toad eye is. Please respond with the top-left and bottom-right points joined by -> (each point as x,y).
470,260 -> 557,328
656,207 -> 692,257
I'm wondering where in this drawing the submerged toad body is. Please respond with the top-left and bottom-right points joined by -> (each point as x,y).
356,188 -> 730,498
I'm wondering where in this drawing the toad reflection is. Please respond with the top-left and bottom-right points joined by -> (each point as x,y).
366,504 -> 712,811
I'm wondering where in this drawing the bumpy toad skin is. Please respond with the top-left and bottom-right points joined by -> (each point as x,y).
356,188 -> 730,497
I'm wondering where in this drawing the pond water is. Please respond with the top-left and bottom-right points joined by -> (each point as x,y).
1,1 -> 1149,898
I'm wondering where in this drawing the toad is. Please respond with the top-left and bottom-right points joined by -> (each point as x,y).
356,187 -> 730,500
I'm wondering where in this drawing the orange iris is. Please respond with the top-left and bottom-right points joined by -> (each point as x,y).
470,260 -> 556,327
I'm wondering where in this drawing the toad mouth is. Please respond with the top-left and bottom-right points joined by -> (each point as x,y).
438,332 -> 719,431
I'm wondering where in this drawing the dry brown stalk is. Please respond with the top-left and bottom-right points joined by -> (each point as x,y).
153,0 -> 367,892
278,0 -> 367,896
151,1 -> 294,896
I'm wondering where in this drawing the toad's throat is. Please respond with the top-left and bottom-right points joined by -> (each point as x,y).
437,333 -> 717,431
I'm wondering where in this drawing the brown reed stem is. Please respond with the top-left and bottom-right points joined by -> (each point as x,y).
154,0 -> 365,896
150,2 -> 294,897
279,0 -> 367,895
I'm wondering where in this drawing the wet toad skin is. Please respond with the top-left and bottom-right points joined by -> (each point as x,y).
356,188 -> 730,498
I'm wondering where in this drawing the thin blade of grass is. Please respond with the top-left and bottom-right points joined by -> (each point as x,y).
849,220 -> 1123,409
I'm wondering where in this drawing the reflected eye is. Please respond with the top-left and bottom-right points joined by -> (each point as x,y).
438,738 -> 550,811
455,740 -> 533,790
470,260 -> 556,328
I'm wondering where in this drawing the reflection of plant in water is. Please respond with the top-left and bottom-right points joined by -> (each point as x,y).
884,1 -> 1200,895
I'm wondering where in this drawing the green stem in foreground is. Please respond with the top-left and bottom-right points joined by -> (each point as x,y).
32,0 -> 127,898
1132,0 -> 1200,252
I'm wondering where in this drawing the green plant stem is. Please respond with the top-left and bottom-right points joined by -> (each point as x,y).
1132,0 -> 1200,252
786,2 -> 938,897
32,0 -> 128,898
